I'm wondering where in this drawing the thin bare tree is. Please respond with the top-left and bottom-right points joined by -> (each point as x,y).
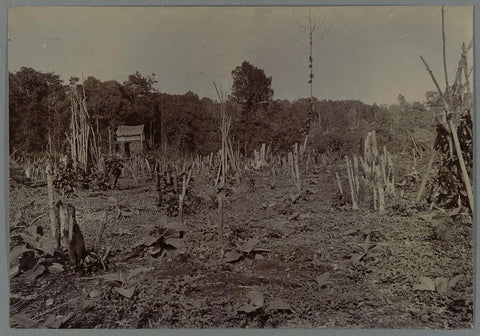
294,9 -> 331,136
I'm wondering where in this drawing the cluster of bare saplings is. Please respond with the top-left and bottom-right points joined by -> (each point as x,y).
10,9 -> 472,285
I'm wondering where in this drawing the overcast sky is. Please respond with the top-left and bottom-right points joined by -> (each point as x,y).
8,6 -> 473,105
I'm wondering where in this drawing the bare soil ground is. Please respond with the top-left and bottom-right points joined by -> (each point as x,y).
9,163 -> 473,329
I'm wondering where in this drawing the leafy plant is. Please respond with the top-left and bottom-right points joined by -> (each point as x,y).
157,169 -> 194,216
10,231 -> 63,281
99,266 -> 153,299
313,271 -> 333,288
350,235 -> 381,265
237,289 -> 292,314
238,289 -> 264,313
413,275 -> 463,294
131,224 -> 185,258
97,157 -> 123,190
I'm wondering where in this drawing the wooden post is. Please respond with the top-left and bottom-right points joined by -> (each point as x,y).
157,172 -> 162,206
145,158 -> 152,180
449,119 -> 473,211
227,138 -> 241,180
378,184 -> 385,214
386,151 -> 395,196
364,131 -> 385,214
93,211 -> 107,254
214,164 -> 221,187
172,170 -> 178,193
179,174 -> 186,224
218,189 -> 224,250
57,201 -> 69,248
380,153 -> 387,189
301,134 -> 308,158
293,143 -> 301,191
186,164 -> 193,188
363,133 -> 372,177
412,148 -> 417,169
213,82 -> 231,254
288,152 -> 294,183
108,128 -> 112,156
382,146 -> 388,184
346,156 -> 358,210
335,172 -> 343,197
53,201 -> 63,248
353,156 -> 360,197
46,161 -> 58,244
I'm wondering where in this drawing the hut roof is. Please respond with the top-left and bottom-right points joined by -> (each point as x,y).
116,125 -> 144,137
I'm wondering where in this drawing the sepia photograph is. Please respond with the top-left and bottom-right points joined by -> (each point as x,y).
6,5 -> 474,329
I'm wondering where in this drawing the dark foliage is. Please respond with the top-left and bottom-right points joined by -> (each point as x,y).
431,114 -> 473,208
9,67 -> 437,161
229,61 -> 274,154
157,169 -> 194,216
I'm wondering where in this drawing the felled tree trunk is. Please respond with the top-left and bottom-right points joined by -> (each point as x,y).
53,201 -> 87,266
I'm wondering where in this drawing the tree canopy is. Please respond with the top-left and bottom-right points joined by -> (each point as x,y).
230,61 -> 274,113
9,66 -> 436,160
229,61 -> 274,154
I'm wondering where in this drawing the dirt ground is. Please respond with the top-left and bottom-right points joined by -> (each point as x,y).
9,161 -> 473,329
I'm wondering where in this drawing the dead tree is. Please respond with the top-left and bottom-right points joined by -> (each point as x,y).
294,9 -> 330,136
68,81 -> 99,175
52,201 -> 87,267
362,131 -> 393,214
213,82 -> 231,252
418,6 -> 473,212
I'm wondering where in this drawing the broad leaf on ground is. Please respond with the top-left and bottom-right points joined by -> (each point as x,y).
315,272 -> 332,287
448,274 -> 464,289
38,236 -> 57,256
237,303 -> 260,314
47,263 -> 64,273
266,298 -> 291,312
246,289 -> 264,308
115,286 -> 135,299
413,276 -> 436,291
23,263 -> 45,283
350,253 -> 365,265
224,251 -> 242,263
435,277 -> 449,294
126,266 -> 154,283
10,245 -> 33,262
10,313 -> 41,328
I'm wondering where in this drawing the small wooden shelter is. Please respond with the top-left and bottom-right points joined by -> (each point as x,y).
115,125 -> 145,157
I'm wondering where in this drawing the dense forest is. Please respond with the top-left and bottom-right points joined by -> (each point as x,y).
8,62 -> 439,160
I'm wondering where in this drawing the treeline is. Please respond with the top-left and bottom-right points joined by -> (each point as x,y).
9,68 -> 222,157
9,66 -> 437,159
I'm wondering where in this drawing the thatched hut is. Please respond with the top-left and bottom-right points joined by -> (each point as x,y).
115,125 -> 145,157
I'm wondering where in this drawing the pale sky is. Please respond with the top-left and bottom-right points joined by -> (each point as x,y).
8,6 -> 473,105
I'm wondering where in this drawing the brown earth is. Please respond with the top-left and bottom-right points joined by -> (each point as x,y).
9,161 -> 473,329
